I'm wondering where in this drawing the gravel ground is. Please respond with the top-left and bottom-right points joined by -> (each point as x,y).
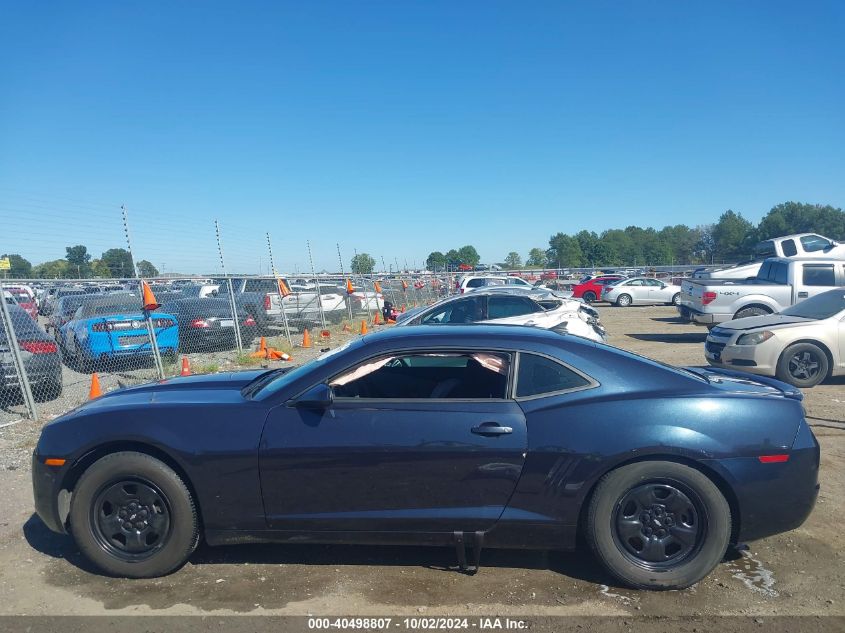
0,304 -> 842,617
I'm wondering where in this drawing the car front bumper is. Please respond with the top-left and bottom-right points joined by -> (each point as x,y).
704,332 -> 781,375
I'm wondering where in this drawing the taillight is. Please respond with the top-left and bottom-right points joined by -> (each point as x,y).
702,291 -> 717,305
263,295 -> 271,310
20,340 -> 57,354
154,318 -> 174,328
243,315 -> 256,326
190,318 -> 211,329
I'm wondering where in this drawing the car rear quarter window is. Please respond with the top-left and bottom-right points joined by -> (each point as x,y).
781,239 -> 798,257
802,264 -> 835,287
466,278 -> 485,288
516,353 -> 592,398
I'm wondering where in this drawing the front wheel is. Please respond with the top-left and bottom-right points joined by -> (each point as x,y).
586,461 -> 731,590
69,451 -> 199,578
776,342 -> 829,388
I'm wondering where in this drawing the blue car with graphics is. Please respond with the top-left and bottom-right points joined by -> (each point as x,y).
60,295 -> 178,369
32,325 -> 819,588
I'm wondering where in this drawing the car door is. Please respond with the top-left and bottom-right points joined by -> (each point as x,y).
259,349 -> 528,533
644,279 -> 665,304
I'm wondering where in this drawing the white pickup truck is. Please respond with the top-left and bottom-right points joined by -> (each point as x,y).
692,233 -> 845,280
678,257 -> 845,326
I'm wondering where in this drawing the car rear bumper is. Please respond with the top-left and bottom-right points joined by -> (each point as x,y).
677,305 -> 729,325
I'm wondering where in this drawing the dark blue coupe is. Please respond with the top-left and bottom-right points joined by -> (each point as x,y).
32,325 -> 819,589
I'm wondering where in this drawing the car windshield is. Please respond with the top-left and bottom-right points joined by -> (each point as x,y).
781,290 -> 845,320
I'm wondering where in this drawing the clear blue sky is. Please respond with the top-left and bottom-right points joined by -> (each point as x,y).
1,1 -> 843,273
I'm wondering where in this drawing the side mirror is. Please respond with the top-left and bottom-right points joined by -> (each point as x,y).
292,383 -> 334,409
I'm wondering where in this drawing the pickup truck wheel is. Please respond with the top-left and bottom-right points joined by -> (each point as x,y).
586,461 -> 731,590
734,306 -> 770,320
616,294 -> 632,307
776,343 -> 829,388
583,291 -> 597,303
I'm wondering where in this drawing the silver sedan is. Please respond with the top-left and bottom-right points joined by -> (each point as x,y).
603,278 -> 682,307
704,288 -> 845,387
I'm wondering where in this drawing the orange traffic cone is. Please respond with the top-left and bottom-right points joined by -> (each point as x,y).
301,328 -> 312,348
250,336 -> 268,358
268,349 -> 292,362
88,372 -> 103,399
387,318 -> 396,324
141,280 -> 160,311
180,357 -> 191,376
373,311 -> 382,325
360,320 -> 368,335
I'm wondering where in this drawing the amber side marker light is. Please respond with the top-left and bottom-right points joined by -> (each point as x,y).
44,458 -> 66,467
758,454 -> 789,464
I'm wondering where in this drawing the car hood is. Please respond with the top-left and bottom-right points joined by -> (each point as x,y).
714,314 -> 816,332
59,369 -> 278,417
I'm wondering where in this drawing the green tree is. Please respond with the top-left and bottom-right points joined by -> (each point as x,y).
65,244 -> 92,278
137,260 -> 159,277
456,245 -> 481,267
32,259 -> 71,279
525,247 -> 548,267
425,251 -> 446,272
757,202 -> 845,241
445,249 -> 460,269
712,210 -> 754,262
90,259 -> 112,278
350,253 -> 376,275
503,251 -> 522,269
547,233 -> 583,267
100,248 -> 134,277
1,253 -> 32,278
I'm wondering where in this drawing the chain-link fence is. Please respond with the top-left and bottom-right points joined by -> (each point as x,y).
0,273 -> 454,424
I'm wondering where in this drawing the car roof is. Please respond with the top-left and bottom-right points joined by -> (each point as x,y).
362,323 -> 593,349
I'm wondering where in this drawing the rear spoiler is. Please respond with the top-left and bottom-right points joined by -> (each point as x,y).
691,366 -> 804,401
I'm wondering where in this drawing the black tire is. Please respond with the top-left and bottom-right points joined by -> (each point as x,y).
583,291 -> 597,303
616,294 -> 632,307
35,380 -> 63,402
586,461 -> 731,590
671,293 -> 681,306
734,306 -> 770,320
776,342 -> 829,388
69,451 -> 199,578
74,340 -> 93,373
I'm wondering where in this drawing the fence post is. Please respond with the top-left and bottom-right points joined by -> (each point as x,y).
0,282 -> 38,420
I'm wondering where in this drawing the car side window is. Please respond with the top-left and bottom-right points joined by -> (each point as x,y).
803,264 -> 835,286
487,296 -> 537,319
644,279 -> 662,286
516,353 -> 592,398
628,279 -> 644,286
800,235 -> 831,253
781,239 -> 798,257
421,296 -> 484,324
330,352 -> 511,399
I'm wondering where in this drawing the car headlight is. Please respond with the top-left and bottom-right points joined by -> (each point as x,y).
736,331 -> 774,345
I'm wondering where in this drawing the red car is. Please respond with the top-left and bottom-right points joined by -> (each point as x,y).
570,275 -> 626,303
6,287 -> 38,320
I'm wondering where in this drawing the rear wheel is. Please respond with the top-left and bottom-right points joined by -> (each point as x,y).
671,293 -> 681,306
586,461 -> 731,590
776,342 -> 829,388
616,294 -> 632,307
734,306 -> 770,320
69,451 -> 199,578
583,291 -> 597,303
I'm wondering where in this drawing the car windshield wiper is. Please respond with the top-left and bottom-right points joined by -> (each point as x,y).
241,368 -> 287,398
